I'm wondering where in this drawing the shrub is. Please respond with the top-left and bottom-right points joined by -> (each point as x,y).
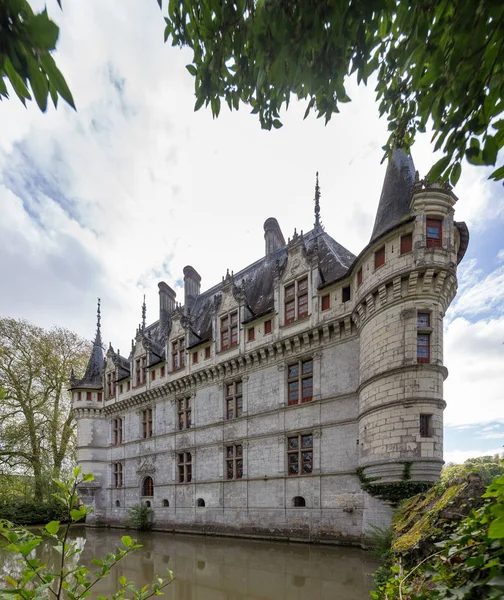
128,504 -> 153,531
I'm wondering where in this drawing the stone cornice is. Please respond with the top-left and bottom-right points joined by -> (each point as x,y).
357,363 -> 449,396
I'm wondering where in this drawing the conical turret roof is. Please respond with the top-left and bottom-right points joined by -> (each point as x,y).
370,149 -> 416,243
70,300 -> 104,390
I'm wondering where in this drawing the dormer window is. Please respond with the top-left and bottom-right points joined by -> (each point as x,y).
172,337 -> 185,371
220,311 -> 238,351
106,373 -> 115,399
284,277 -> 309,325
426,218 -> 442,248
135,356 -> 146,386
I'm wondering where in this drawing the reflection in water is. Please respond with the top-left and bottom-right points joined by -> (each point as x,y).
1,528 -> 378,599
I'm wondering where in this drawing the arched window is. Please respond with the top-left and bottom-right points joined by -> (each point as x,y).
142,476 -> 154,497
293,496 -> 306,507
115,500 -> 120,507
196,498 -> 205,507
163,499 -> 169,507
145,500 -> 151,508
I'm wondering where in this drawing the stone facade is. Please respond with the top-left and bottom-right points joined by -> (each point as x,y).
71,152 -> 469,544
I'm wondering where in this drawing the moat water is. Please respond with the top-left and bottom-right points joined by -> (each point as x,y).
1,527 -> 379,599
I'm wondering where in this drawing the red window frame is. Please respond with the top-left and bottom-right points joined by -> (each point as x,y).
172,337 -> 185,371
321,294 -> 330,311
285,278 -> 309,324
192,351 -> 198,365
86,391 -> 92,401
107,373 -> 114,398
264,319 -> 272,334
113,463 -> 123,488
226,445 -> 243,479
226,381 -> 243,420
126,382 -> 130,392
178,397 -> 192,430
205,346 -> 211,360
135,359 -> 141,385
247,327 -> 255,342
426,218 -> 442,248
375,246 -> 385,269
287,434 -> 313,476
151,370 -> 156,381
287,360 -> 313,405
113,418 -> 123,445
401,233 -> 413,254
141,356 -> 146,383
221,311 -> 238,351
160,365 -> 165,377
98,392 -> 102,401
142,408 -> 153,438
142,476 -> 154,496
119,384 -> 123,394
178,453 -> 192,483
357,268 -> 363,287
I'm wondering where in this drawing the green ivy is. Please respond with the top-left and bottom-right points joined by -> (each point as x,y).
357,463 -> 432,506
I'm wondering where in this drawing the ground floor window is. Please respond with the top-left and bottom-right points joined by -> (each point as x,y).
142,476 -> 154,497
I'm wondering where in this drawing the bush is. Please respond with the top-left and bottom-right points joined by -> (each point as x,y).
0,501 -> 68,525
128,504 -> 153,531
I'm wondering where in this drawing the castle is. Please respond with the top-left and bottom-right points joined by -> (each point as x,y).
71,151 -> 469,544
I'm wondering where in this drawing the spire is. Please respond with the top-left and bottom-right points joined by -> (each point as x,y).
141,295 -> 146,331
314,171 -> 321,232
370,149 -> 416,243
94,298 -> 102,347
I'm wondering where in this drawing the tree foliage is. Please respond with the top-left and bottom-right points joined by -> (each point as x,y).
0,0 -> 75,111
163,0 -> 504,183
0,318 -> 90,502
442,454 -> 504,487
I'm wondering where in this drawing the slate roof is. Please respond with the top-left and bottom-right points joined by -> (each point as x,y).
71,329 -> 104,390
370,149 -> 416,243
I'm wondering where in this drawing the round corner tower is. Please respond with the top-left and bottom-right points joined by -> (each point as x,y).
70,301 -> 108,523
354,151 -> 468,485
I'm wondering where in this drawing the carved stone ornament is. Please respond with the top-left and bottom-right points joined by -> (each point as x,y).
136,455 -> 156,473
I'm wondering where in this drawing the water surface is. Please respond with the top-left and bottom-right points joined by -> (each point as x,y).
2,528 -> 379,599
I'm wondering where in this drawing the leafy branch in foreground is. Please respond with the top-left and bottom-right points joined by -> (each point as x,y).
0,468 -> 174,599
0,0 -> 75,111
162,0 -> 504,184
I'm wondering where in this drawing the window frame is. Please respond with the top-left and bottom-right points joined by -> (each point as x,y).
142,408 -> 153,438
178,452 -> 192,483
374,246 -> 385,269
426,218 -> 443,248
226,444 -> 243,480
106,372 -> 115,399
178,397 -> 192,430
264,319 -> 272,334
287,359 -> 314,406
400,233 -> 413,254
225,380 -> 243,420
113,462 -> 123,488
220,310 -> 239,351
342,286 -> 351,303
357,268 -> 363,287
417,311 -> 432,364
321,294 -> 330,311
204,346 -> 211,360
112,417 -> 123,445
287,433 -> 313,476
247,327 -> 255,342
284,276 -> 309,325
171,336 -> 185,371
142,476 -> 154,497
420,414 -> 433,437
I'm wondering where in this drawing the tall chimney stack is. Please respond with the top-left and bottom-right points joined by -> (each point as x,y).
158,282 -> 176,323
183,266 -> 201,309
264,217 -> 286,256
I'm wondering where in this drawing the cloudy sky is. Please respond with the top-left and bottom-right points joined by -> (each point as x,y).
1,1 -> 503,464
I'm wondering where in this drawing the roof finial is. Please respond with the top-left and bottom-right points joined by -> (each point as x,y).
142,295 -> 146,331
95,298 -> 102,346
314,171 -> 321,232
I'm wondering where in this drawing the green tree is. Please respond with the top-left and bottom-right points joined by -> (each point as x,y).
162,0 -> 504,184
442,454 -> 504,486
0,318 -> 90,502
0,0 -> 74,111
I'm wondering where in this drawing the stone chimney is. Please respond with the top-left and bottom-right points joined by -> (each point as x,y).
158,282 -> 176,322
264,218 -> 286,256
183,266 -> 201,309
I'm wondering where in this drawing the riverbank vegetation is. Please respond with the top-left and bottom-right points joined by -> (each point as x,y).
371,455 -> 504,600
0,469 -> 174,599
